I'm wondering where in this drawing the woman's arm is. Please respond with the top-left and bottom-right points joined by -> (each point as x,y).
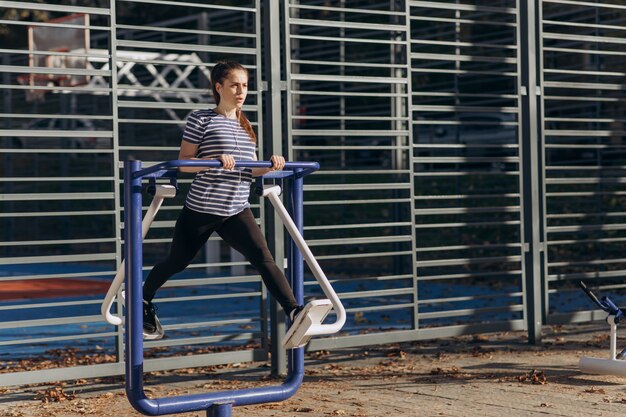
177,140 -> 207,173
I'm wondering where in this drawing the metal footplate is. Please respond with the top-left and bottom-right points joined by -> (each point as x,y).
119,290 -> 164,340
282,300 -> 333,349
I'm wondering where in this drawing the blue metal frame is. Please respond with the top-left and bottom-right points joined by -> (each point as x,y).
123,159 -> 319,416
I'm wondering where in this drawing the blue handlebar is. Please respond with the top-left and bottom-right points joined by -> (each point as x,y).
580,281 -> 624,323
601,296 -> 623,321
133,160 -> 320,179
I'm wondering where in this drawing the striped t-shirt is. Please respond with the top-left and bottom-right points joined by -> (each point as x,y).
182,109 -> 256,216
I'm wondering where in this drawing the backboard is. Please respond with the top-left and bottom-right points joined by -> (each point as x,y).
18,13 -> 90,101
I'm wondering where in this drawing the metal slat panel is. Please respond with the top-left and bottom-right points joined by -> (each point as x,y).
0,192 -> 114,201
116,24 -> 257,39
306,221 -> 413,231
315,250 -> 414,261
410,15 -> 517,28
292,89 -> 399,97
305,183 -> 410,191
410,0 -> 524,333
414,220 -> 521,229
415,206 -> 521,215
543,32 -> 626,45
119,0 -> 256,13
0,210 -> 115,218
145,333 -> 260,349
0,332 -> 119,347
338,288 -> 414,300
543,19 -> 626,34
0,65 -> 110,77
290,4 -> 404,17
417,255 -> 522,268
0,315 -> 105,330
290,17 -> 406,32
0,149 -> 115,154
0,129 -> 112,137
410,1 -> 516,14
290,73 -> 408,84
0,1 -> 110,15
543,0 -> 626,11
418,242 -> 522,252
0,0 -> 268,387
417,305 -> 524,320
0,20 -> 107,31
0,253 -> 116,265
411,52 -> 517,64
418,270 -> 520,281
0,84 -> 112,94
291,59 -> 407,70
292,129 -> 409,136
0,177 -> 114,182
542,0 -> 626,320
288,0 -> 416,345
116,40 -> 256,55
0,237 -> 115,247
307,235 -> 413,246
290,34 -> 407,46
410,38 -> 518,50
0,299 -> 104,311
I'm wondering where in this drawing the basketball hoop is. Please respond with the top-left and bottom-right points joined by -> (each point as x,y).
16,73 -> 68,103
20,13 -> 90,103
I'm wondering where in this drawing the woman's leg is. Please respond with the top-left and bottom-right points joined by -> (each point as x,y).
217,208 -> 299,314
142,207 -> 223,301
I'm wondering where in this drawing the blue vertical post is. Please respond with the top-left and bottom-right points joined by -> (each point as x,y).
287,169 -> 305,375
289,170 -> 305,310
207,401 -> 233,417
124,160 -> 153,413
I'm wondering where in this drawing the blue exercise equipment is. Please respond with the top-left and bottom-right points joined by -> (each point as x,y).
579,281 -> 626,376
115,159 -> 344,416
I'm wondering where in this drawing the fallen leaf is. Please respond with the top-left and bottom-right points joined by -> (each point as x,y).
584,387 -> 606,395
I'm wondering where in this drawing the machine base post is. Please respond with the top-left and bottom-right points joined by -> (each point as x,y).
207,401 -> 233,417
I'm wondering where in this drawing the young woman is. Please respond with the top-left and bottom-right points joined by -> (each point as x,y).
141,60 -> 303,340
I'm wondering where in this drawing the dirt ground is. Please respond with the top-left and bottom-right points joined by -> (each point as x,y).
2,324 -> 626,417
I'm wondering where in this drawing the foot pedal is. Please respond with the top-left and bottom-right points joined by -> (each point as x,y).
282,299 -> 333,349
120,291 -> 164,340
143,316 -> 164,341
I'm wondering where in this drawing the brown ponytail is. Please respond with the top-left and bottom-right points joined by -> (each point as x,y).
210,60 -> 257,143
237,109 -> 257,143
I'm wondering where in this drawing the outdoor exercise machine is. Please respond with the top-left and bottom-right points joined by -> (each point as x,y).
101,159 -> 346,416
579,281 -> 626,376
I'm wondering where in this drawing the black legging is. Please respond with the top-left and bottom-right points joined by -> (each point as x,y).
142,206 -> 299,314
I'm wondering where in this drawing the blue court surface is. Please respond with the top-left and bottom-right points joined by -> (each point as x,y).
0,263 -> 590,359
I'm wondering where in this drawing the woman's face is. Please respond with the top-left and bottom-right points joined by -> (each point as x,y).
216,69 -> 248,109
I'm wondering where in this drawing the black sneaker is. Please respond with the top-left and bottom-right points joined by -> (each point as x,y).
289,305 -> 305,324
142,300 -> 164,340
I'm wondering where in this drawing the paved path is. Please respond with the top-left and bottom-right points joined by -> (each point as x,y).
1,324 -> 625,416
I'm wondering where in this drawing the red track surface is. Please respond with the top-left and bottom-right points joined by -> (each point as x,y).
0,278 -> 110,301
